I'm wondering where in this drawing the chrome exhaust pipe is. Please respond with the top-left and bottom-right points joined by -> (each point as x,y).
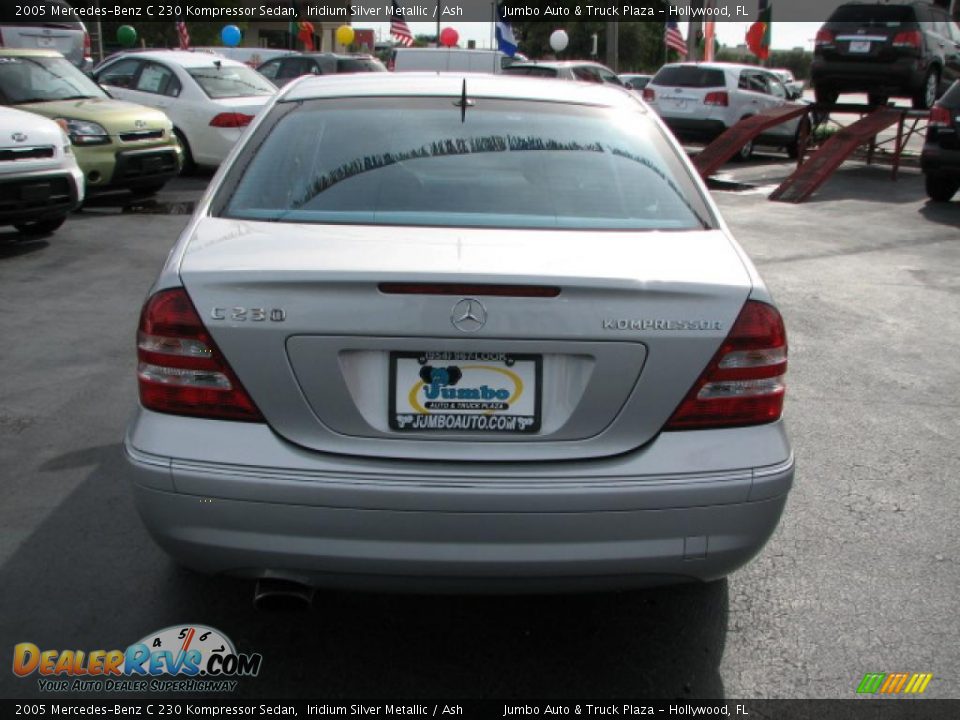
253,578 -> 315,611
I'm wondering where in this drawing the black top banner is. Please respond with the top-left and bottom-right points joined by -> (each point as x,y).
1,0 -> 956,24
2,700 -> 960,719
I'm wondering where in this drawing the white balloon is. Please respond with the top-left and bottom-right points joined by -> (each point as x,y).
549,29 -> 569,53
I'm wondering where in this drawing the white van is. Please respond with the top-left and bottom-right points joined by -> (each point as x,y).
390,48 -> 525,74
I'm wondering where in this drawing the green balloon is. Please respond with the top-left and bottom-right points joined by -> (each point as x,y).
117,25 -> 137,48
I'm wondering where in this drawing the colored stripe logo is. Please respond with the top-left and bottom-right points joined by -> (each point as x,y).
857,672 -> 933,694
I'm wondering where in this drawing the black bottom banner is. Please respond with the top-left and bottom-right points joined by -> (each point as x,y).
3,700 -> 958,719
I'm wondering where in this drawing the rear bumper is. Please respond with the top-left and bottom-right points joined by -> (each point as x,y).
811,58 -> 925,95
124,409 -> 794,592
660,117 -> 728,144
0,167 -> 83,224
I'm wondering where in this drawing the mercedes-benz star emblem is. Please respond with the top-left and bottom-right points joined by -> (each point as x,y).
134,120 -> 147,129
451,298 -> 487,333
11,132 -> 27,143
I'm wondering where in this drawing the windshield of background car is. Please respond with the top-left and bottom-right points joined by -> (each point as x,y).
827,5 -> 916,27
186,65 -> 275,98
336,57 -> 386,73
0,55 -> 106,104
652,66 -> 726,88
218,97 -> 714,230
502,66 -> 560,78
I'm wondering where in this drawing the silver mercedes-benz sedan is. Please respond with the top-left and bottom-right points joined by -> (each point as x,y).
125,73 -> 793,594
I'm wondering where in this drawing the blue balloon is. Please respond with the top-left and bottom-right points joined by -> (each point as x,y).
220,25 -> 241,47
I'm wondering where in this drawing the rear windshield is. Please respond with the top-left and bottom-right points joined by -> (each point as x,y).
217,97 -> 713,231
827,5 -> 916,26
502,66 -> 560,78
336,57 -> 386,73
652,66 -> 726,88
187,65 -> 275,98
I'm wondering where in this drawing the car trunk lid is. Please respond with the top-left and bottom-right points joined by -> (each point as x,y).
177,218 -> 753,461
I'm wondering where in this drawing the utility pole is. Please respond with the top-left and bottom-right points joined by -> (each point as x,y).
687,0 -> 704,61
605,22 -> 618,72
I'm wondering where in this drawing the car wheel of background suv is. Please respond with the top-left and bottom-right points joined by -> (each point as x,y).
732,137 -> 754,162
787,117 -> 812,160
925,172 -> 960,202
868,93 -> 889,107
913,68 -> 940,110
814,85 -> 839,106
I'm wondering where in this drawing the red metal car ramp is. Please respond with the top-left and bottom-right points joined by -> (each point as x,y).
769,107 -> 907,203
692,104 -> 811,179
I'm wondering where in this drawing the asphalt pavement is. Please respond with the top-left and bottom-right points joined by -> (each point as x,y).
1,160 -> 958,701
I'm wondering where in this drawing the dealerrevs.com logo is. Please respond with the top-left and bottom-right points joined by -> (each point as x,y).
12,624 -> 262,693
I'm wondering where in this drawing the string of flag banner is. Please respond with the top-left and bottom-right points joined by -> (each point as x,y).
115,1 -> 772,66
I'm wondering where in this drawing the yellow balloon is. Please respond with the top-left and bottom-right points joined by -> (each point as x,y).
336,25 -> 355,46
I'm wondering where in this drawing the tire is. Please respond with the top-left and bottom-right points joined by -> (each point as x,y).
787,117 -> 812,159
174,128 -> 196,175
814,85 -> 838,106
913,67 -> 939,110
925,172 -> 960,202
732,137 -> 754,163
14,215 -> 66,235
867,93 -> 889,107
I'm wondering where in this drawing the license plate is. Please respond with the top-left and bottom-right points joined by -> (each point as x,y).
389,351 -> 541,434
35,37 -> 56,48
848,40 -> 871,53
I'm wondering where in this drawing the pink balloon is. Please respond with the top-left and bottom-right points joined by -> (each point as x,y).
439,27 -> 459,48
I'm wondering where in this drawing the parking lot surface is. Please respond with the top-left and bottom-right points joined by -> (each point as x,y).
1,161 -> 958,700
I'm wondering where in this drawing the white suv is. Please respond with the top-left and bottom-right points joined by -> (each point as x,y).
644,62 -> 808,160
0,106 -> 84,235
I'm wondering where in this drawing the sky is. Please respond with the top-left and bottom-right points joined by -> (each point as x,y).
362,21 -> 824,52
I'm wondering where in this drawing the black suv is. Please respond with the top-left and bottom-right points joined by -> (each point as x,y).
921,80 -> 960,201
812,2 -> 960,109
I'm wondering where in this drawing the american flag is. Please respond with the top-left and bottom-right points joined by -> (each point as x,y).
664,20 -> 687,57
390,0 -> 414,47
175,20 -> 190,51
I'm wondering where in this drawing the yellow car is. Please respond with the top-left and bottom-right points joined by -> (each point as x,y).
0,49 -> 181,196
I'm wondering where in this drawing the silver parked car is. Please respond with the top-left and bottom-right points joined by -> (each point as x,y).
125,74 -> 793,595
0,0 -> 92,71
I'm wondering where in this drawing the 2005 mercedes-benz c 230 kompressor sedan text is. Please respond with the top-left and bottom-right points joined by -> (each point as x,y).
124,73 -> 794,593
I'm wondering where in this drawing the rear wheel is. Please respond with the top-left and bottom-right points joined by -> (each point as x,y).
913,68 -> 939,110
14,216 -> 66,236
814,85 -> 838,106
925,172 -> 960,202
732,137 -> 754,163
174,128 -> 196,175
787,117 -> 812,159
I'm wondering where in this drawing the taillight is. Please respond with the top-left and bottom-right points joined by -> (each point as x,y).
137,288 -> 264,422
209,112 -> 254,128
815,29 -> 835,47
892,30 -> 922,50
83,31 -> 91,55
0,28 -> 5,47
704,91 -> 729,107
930,104 -> 951,128
642,87 -> 655,102
665,300 -> 787,430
